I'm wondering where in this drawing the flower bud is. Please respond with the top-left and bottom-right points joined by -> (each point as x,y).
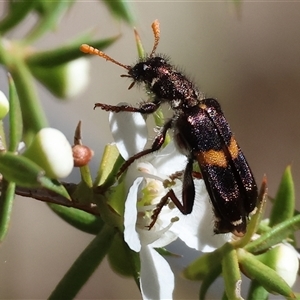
64,58 -> 90,98
0,90 -> 9,120
72,144 -> 93,167
258,243 -> 299,287
23,128 -> 73,178
29,58 -> 90,99
272,244 -> 299,287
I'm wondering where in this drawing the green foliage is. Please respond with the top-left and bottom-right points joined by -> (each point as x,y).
184,175 -> 298,299
0,2 -> 299,299
269,165 -> 295,226
0,1 -> 138,297
102,0 -> 135,25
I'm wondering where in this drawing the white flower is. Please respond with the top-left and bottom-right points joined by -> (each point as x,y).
109,106 -> 231,299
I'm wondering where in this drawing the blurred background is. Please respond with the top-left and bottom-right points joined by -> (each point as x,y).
0,1 -> 299,299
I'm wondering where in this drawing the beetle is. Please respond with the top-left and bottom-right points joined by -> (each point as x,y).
80,20 -> 258,236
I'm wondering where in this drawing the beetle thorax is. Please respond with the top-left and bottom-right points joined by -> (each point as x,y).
129,56 -> 200,108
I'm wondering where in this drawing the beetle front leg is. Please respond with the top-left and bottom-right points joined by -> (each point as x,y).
94,101 -> 161,115
117,118 -> 173,176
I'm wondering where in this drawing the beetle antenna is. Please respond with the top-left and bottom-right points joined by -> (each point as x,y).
80,44 -> 131,71
150,19 -> 160,57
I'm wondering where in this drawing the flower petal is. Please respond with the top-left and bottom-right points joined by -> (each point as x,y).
124,177 -> 143,252
149,141 -> 187,175
140,245 -> 174,300
172,180 -> 231,252
109,106 -> 148,160
139,222 -> 178,248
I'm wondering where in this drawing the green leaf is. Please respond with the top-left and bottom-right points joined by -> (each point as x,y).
183,243 -> 230,280
49,224 -> 116,300
28,63 -> 72,99
247,280 -> 269,300
25,1 -> 75,44
0,152 -> 44,187
237,248 -> 295,298
133,26 -> 145,59
245,214 -> 300,254
8,73 -> 23,152
269,165 -> 295,227
34,0 -> 69,16
0,152 -> 70,196
108,232 -> 140,279
221,292 -> 229,300
48,203 -> 104,235
102,0 -> 135,25
234,176 -> 267,248
222,245 -> 242,300
93,193 -> 125,231
38,177 -> 71,200
0,1 -> 35,34
155,247 -> 181,257
71,180 -> 93,205
94,143 -> 123,188
0,180 -> 15,242
27,35 -> 119,68
109,181 -> 127,217
255,243 -> 299,289
199,261 -> 222,300
184,249 -> 221,280
9,61 -> 48,142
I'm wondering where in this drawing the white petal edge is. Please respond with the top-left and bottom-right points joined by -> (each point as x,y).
140,246 -> 174,300
124,177 -> 143,252
139,222 -> 178,248
109,107 -> 148,160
